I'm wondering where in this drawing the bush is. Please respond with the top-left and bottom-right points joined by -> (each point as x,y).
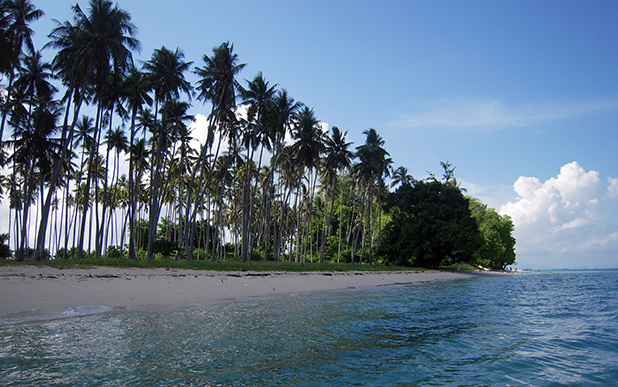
54,247 -> 87,260
193,248 -> 206,260
106,245 -> 123,259
152,239 -> 178,258
0,234 -> 11,259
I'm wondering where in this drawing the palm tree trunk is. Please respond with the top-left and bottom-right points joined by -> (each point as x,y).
319,179 -> 337,264
98,105 -> 115,257
338,178 -> 344,263
146,99 -> 166,261
127,106 -> 139,260
351,185 -> 366,264
35,88 -> 83,261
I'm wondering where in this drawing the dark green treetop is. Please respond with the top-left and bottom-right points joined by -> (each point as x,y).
379,180 -> 482,268
469,198 -> 516,270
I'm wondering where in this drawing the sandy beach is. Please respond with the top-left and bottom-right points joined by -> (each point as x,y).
0,265 -> 476,316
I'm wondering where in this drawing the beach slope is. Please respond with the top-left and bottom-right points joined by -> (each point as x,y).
0,265 -> 475,315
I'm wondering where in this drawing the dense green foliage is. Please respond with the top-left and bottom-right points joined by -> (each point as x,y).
379,181 -> 482,268
469,198 -> 516,270
0,234 -> 11,259
0,0 -> 516,270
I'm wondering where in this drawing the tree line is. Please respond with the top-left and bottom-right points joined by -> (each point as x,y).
0,0 -> 516,269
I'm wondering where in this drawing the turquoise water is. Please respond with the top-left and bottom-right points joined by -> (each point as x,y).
1,270 -> 618,386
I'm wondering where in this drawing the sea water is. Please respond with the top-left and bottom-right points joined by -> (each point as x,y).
1,270 -> 617,386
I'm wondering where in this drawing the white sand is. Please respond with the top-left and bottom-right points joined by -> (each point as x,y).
0,265 -> 476,315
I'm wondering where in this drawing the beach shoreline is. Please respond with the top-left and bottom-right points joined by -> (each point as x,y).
0,265 -> 479,316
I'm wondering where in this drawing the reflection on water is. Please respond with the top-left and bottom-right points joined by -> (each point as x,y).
1,270 -> 618,386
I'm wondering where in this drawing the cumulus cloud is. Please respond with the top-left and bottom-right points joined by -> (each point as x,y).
501,162 -> 601,227
499,162 -> 618,268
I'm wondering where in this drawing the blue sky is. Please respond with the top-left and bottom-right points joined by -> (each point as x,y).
20,0 -> 618,268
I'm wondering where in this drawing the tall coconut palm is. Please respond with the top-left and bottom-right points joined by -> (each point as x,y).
188,42 -> 245,260
353,128 -> 391,264
290,106 -> 325,262
39,0 -> 140,260
141,46 -> 192,261
240,72 -> 276,262
7,95 -> 61,260
160,99 -> 194,258
102,126 -> 127,252
6,49 -> 56,260
269,90 -> 299,262
390,166 -> 414,189
319,126 -> 353,263
119,65 -> 151,259
0,0 -> 43,142
12,51 -> 56,105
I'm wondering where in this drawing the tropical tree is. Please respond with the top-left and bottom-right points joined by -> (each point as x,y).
240,72 -> 276,262
469,198 -> 516,270
119,65 -> 151,259
142,46 -> 192,261
6,95 -> 61,260
353,128 -> 391,264
38,0 -> 139,260
189,41 -> 245,260
390,166 -> 414,189
380,180 -> 481,268
0,0 -> 43,142
102,125 -> 127,252
290,106 -> 324,262
269,90 -> 299,262
319,126 -> 353,263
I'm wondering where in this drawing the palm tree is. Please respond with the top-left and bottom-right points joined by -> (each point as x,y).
142,46 -> 192,261
161,99 -> 194,258
6,48 -> 57,260
390,166 -> 414,189
353,128 -> 391,264
189,42 -> 245,261
0,0 -> 43,142
240,72 -> 276,262
6,95 -> 61,260
102,126 -> 127,252
12,51 -> 56,104
319,126 -> 353,263
39,0 -> 140,260
291,106 -> 325,262
269,90 -> 299,262
119,65 -> 151,259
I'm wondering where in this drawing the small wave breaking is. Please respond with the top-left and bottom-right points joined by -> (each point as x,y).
0,305 -> 116,326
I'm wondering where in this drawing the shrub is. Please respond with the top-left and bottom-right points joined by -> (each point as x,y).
152,239 -> 178,258
106,245 -> 123,259
0,234 -> 11,259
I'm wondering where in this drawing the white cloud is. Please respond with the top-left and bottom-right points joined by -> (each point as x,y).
584,232 -> 618,249
499,162 -> 618,268
189,113 -> 232,155
501,162 -> 601,227
189,114 -> 209,150
608,177 -> 618,197
387,97 -> 618,131
387,98 -> 520,130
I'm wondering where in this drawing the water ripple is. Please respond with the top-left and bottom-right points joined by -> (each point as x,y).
1,270 -> 618,386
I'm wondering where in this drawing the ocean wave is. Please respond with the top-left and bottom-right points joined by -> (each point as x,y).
0,305 -> 116,326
